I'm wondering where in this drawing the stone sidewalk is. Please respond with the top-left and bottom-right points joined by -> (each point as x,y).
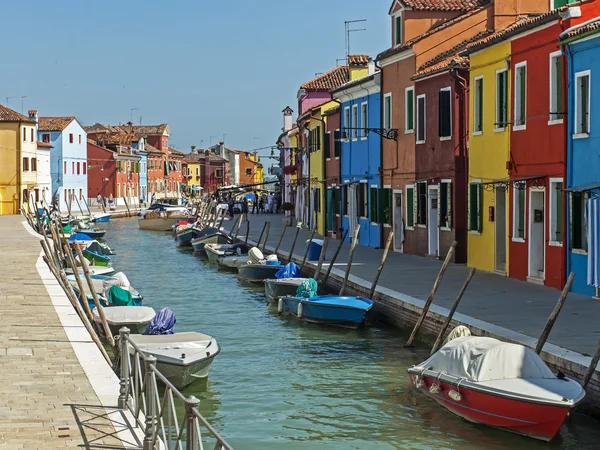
236,213 -> 600,357
0,216 -> 132,449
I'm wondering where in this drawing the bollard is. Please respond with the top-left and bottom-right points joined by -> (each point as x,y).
118,327 -> 131,409
143,355 -> 157,450
185,395 -> 201,450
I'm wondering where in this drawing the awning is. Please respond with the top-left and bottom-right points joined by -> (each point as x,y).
564,182 -> 600,192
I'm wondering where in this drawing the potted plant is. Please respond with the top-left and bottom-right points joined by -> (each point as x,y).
280,202 -> 294,226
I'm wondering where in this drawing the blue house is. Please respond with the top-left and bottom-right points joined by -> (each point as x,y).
564,23 -> 600,296
331,70 -> 381,248
132,137 -> 148,204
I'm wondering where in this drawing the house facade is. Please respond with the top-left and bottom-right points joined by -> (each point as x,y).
323,106 -> 341,239
38,117 -> 88,213
36,139 -> 53,207
87,140 -> 117,201
277,107 -> 298,207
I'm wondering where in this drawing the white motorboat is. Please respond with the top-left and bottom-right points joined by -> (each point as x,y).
129,332 -> 220,389
264,277 -> 305,302
218,254 -> 250,269
65,265 -> 114,276
93,306 -> 156,336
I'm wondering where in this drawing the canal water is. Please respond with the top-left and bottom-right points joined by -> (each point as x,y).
105,218 -> 600,449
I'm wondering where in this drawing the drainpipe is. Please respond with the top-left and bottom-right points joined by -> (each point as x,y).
452,69 -> 469,262
375,59 -> 385,248
561,42 -> 573,283
17,121 -> 22,213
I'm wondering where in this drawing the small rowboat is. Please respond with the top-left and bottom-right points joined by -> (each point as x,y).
278,295 -> 374,328
191,231 -> 235,253
93,306 -> 156,336
92,213 -> 112,223
237,263 -> 283,283
204,243 -> 249,264
264,278 -> 305,302
175,226 -> 203,247
77,228 -> 106,239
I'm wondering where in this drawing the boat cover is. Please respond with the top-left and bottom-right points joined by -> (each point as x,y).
93,306 -> 156,325
174,220 -> 190,227
275,262 -> 301,279
421,336 -> 556,382
68,233 -> 92,242
143,307 -> 176,335
248,247 -> 264,264
102,272 -> 130,298
107,285 -> 134,306
87,241 -> 110,256
296,278 -> 318,298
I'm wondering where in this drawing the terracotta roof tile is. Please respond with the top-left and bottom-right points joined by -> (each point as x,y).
0,104 -> 36,123
348,54 -> 370,66
145,143 -> 164,155
562,17 -> 600,40
84,123 -> 119,133
401,0 -> 489,11
301,66 -> 350,91
127,124 -> 169,136
38,117 -> 76,131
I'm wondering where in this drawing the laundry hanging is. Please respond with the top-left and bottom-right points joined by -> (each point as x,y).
586,196 -> 600,287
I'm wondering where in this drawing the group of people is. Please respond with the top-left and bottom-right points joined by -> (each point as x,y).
211,190 -> 282,223
251,190 -> 281,215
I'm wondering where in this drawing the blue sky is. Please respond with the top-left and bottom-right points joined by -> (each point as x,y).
1,1 -> 391,158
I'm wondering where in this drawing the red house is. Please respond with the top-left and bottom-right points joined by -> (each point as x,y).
87,141 -> 140,203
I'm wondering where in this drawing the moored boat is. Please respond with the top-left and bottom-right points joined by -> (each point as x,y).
82,248 -> 111,266
218,254 -> 250,269
191,231 -> 235,253
278,295 -> 374,328
238,263 -> 283,283
65,265 -> 115,277
77,228 -> 106,239
92,213 -> 112,223
93,306 -> 156,336
175,226 -> 203,247
265,278 -> 305,302
407,335 -> 585,441
205,242 -> 249,264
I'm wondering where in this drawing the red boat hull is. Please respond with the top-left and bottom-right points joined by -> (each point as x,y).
409,374 -> 572,441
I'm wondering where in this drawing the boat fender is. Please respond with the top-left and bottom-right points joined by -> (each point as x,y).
297,302 -> 303,318
448,390 -> 462,401
414,376 -> 424,389
429,384 -> 441,394
278,298 -> 284,314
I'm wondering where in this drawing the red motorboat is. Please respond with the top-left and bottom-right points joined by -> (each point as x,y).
408,336 -> 585,441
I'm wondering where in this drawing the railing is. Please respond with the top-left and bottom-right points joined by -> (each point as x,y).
118,328 -> 233,450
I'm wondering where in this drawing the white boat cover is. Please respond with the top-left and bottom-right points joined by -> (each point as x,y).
102,272 -> 131,299
420,336 -> 556,382
248,247 -> 264,264
93,306 -> 156,325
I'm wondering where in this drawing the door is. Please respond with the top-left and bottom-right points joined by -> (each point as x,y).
428,186 -> 439,256
348,184 -> 358,238
495,187 -> 507,272
528,189 -> 545,281
393,191 -> 404,252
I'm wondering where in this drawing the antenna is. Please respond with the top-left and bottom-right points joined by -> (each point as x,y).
130,108 -> 139,122
345,19 -> 367,65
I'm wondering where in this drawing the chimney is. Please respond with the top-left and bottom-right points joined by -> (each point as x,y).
28,110 -> 38,123
282,106 -> 293,132
368,58 -> 375,76
191,145 -> 197,154
218,141 -> 225,155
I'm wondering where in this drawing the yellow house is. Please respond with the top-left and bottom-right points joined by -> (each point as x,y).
0,105 -> 37,215
183,150 -> 202,189
467,41 -> 511,273
248,152 -> 263,186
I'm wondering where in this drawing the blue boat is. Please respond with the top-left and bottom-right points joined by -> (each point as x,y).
278,295 -> 374,328
67,274 -> 143,310
68,232 -> 93,244
92,213 -> 112,223
77,228 -> 106,239
175,226 -> 204,247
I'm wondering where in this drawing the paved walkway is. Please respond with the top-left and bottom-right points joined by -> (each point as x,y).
0,216 -> 133,449
237,213 -> 600,357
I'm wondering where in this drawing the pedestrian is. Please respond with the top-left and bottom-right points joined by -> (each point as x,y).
251,190 -> 258,214
96,193 -> 102,209
258,195 -> 264,214
227,195 -> 234,218
267,191 -> 274,214
242,197 -> 249,222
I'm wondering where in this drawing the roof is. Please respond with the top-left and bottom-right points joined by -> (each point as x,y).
36,141 -> 53,148
331,72 -> 378,94
129,124 -> 169,136
301,65 -> 350,91
561,17 -> 600,40
323,105 -> 341,117
168,147 -> 185,157
145,143 -> 164,155
84,123 -> 119,133
0,104 -> 36,123
400,0 -> 489,11
247,159 -> 263,167
38,117 -> 76,132
348,54 -> 370,66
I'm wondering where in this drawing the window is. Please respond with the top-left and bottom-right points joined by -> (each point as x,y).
216,168 -> 223,178
416,94 -> 426,144
474,76 -> 483,134
79,189 -> 83,200
64,161 -> 67,174
513,183 -> 526,240
405,87 -> 414,133
394,14 -> 402,46
514,62 -> 527,130
571,193 -> 587,251
378,188 -> 392,225
64,189 -> 67,202
31,158 -> 37,172
22,128 -> 26,141
245,168 -> 252,176
549,179 -> 563,244
117,183 -> 120,198
469,183 -> 483,232
22,157 -> 29,171
69,133 -> 74,143
344,107 -> 350,140
549,52 -> 564,122
360,102 -> 368,138
496,69 -> 508,130
77,162 -> 80,175
370,186 -> 378,222
324,131 -> 331,158
72,162 -> 75,173
83,162 -> 86,175
384,94 -> 392,130
357,183 -> 367,218
334,186 -> 341,215
196,167 -> 199,176
439,87 -> 452,139
352,104 -> 358,140
334,130 -> 341,158
78,134 -> 82,144
440,181 -> 452,229
30,128 -> 34,142
42,133 -> 50,143
416,181 -> 427,225
575,70 -> 590,136
406,185 -> 415,229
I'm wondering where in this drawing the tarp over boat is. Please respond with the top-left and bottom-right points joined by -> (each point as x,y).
102,272 -> 131,298
275,262 -> 301,279
420,336 -> 556,382
143,307 -> 176,335
68,233 -> 92,242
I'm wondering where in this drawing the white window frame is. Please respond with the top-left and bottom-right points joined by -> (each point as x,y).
473,75 -> 483,136
405,184 -> 415,230
393,12 -> 403,47
383,93 -> 392,130
549,50 -> 563,125
439,86 -> 452,141
416,94 -> 426,144
495,68 -> 508,133
405,86 -> 414,133
343,106 -> 351,141
513,61 -> 527,131
512,182 -> 526,242
352,104 -> 359,141
360,101 -> 368,139
549,177 -> 563,246
574,69 -> 591,139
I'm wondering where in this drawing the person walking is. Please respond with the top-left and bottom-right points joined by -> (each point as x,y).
251,190 -> 258,214
227,195 -> 234,218
242,197 -> 249,222
96,193 -> 102,210
258,195 -> 264,214
267,192 -> 274,214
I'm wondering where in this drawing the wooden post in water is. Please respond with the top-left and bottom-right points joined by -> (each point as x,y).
430,268 -> 476,355
261,222 -> 271,252
217,209 -> 226,230
582,338 -> 600,389
368,231 -> 394,299
234,214 -> 243,238
123,196 -> 132,217
48,221 -> 65,268
73,242 -> 115,351
256,221 -> 268,249
535,272 -> 576,354
67,192 -> 73,217
405,240 -> 457,347
228,211 -> 239,235
245,220 -> 250,245
288,226 -> 301,263
339,225 -> 361,296
314,237 -> 329,280
274,226 -> 287,256
300,226 -> 317,271
73,193 -> 85,219
322,230 -> 349,287
61,239 -> 95,322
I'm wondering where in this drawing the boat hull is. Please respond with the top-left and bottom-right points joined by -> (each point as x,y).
280,295 -> 372,328
156,354 -> 217,389
408,373 -> 573,441
218,255 -> 250,270
78,229 -> 106,239
191,233 -> 233,252
82,250 -> 111,266
238,264 -> 283,283
175,227 -> 202,247
138,217 -> 179,232
264,278 -> 305,302
92,213 -> 112,223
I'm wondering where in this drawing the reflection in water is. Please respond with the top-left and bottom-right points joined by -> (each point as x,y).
106,218 -> 600,449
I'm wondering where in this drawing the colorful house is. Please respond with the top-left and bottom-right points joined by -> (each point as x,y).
0,104 -> 37,214
276,107 -> 299,212
36,139 -> 53,207
132,138 -> 148,203
38,117 -> 88,213
332,67 -> 382,247
323,105 -> 341,239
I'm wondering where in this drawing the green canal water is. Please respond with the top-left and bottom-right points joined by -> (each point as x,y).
105,218 -> 600,449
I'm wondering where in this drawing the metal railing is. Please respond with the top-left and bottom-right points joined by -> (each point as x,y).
118,328 -> 233,450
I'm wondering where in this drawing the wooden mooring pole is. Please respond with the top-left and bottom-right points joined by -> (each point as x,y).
123,196 -> 132,217
288,226 -> 301,263
260,222 -> 271,252
583,338 -> 600,389
430,267 -> 476,355
257,221 -> 268,249
314,237 -> 329,280
229,212 -> 239,235
535,272 -> 576,354
368,231 -> 394,299
405,240 -> 457,347
339,225 -> 361,296
234,214 -> 243,238
245,220 -> 250,245
274,226 -> 287,256
322,230 -> 348,287
61,239 -> 95,323
300,226 -> 317,271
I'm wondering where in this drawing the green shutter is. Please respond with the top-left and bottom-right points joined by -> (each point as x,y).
324,131 -> 331,159
327,188 -> 333,231
406,187 -> 414,227
407,90 -> 414,131
469,184 -> 480,231
395,16 -> 402,45
370,187 -> 378,223
378,188 -> 391,225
